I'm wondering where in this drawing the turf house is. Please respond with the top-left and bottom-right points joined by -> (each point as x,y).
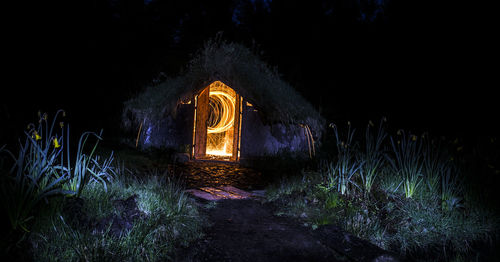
122,39 -> 324,162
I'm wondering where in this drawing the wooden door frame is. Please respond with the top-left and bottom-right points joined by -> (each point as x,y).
192,83 -> 243,162
231,94 -> 242,161
192,86 -> 209,159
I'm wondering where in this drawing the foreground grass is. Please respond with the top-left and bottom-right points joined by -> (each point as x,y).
266,171 -> 498,261
29,172 -> 203,261
1,111 -> 204,261
266,121 -> 500,261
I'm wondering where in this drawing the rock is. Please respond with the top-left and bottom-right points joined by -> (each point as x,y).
186,186 -> 263,201
250,190 -> 266,197
175,161 -> 264,190
372,254 -> 400,262
113,194 -> 140,219
93,195 -> 144,238
174,153 -> 190,163
62,197 -> 88,226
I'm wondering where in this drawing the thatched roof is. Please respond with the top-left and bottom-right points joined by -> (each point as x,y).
123,38 -> 324,136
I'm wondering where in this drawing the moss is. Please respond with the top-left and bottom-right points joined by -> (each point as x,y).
123,38 -> 324,140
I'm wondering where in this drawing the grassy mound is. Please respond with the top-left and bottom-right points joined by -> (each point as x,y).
122,37 -> 323,137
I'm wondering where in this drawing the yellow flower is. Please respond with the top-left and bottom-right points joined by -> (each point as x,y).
53,138 -> 61,148
411,135 -> 417,141
60,122 -> 64,128
32,131 -> 41,141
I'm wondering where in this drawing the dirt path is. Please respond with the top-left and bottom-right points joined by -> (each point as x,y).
109,152 -> 398,261
177,198 -> 346,261
177,196 -> 399,262
169,161 -> 399,262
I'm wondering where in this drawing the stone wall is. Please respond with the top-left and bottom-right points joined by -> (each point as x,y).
240,103 -> 309,158
138,103 -> 194,152
138,102 -> 310,159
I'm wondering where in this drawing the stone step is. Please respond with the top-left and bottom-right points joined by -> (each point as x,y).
186,186 -> 265,201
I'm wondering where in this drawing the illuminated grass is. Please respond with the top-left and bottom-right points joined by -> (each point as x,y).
0,109 -> 115,249
385,197 -> 497,259
327,122 -> 362,195
265,122 -> 499,260
388,130 -> 423,199
358,119 -> 387,197
29,171 -> 203,261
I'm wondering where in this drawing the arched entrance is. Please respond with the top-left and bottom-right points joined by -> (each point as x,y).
193,81 -> 242,161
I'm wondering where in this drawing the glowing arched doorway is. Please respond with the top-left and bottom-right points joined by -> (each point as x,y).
193,81 -> 242,161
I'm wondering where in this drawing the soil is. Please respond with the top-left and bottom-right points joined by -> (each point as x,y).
176,198 -> 399,262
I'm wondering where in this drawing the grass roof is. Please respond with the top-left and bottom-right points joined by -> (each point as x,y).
123,38 -> 324,135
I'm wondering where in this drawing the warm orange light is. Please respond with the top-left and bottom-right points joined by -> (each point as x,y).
206,81 -> 236,156
207,91 -> 235,134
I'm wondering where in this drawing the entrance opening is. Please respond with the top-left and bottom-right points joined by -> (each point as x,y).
193,81 -> 242,161
206,83 -> 236,156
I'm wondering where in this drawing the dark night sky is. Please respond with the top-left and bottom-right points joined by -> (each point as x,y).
1,0 -> 497,146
